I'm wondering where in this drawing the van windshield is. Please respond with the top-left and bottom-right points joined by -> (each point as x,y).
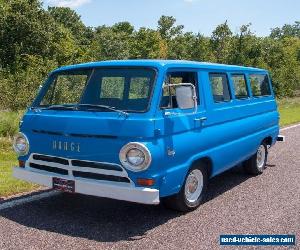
37,67 -> 156,112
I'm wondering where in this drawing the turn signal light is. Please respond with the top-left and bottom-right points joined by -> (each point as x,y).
137,178 -> 155,186
18,160 -> 25,168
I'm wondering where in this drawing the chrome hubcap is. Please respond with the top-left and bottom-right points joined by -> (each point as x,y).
257,145 -> 266,169
184,169 -> 203,203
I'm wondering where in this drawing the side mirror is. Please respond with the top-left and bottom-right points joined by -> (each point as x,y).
175,84 -> 197,111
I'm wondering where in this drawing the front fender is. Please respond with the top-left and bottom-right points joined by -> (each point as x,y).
159,162 -> 190,197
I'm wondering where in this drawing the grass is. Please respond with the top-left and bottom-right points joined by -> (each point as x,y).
0,96 -> 300,198
0,137 -> 40,198
277,97 -> 300,127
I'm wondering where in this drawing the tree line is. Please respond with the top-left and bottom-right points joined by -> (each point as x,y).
0,0 -> 299,110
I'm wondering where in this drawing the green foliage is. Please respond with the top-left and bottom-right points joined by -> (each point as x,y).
0,0 -> 299,111
158,15 -> 184,40
131,28 -> 164,59
270,21 -> 300,39
89,25 -> 132,60
0,56 -> 57,110
0,137 -> 40,197
0,0 -> 70,68
48,6 -> 94,60
0,111 -> 22,137
210,21 -> 233,63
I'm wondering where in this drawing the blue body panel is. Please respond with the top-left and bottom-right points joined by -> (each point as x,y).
19,60 -> 280,198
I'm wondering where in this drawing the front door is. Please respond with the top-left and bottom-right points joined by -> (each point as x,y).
154,69 -> 207,159
157,69 -> 206,134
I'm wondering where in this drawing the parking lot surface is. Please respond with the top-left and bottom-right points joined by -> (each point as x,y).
0,125 -> 299,250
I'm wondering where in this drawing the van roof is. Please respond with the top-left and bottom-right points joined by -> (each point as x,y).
54,60 -> 267,73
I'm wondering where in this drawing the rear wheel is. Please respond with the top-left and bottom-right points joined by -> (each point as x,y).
244,142 -> 268,175
162,165 -> 208,212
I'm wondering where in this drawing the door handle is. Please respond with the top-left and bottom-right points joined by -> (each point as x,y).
194,117 -> 207,122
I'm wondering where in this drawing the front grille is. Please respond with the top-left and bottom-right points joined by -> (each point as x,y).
30,163 -> 68,175
33,154 -> 69,165
71,160 -> 122,171
28,154 -> 130,185
73,171 -> 130,183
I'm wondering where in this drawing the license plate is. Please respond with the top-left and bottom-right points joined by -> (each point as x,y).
53,177 -> 75,193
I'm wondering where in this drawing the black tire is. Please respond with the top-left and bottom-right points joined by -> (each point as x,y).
244,142 -> 268,175
162,165 -> 208,212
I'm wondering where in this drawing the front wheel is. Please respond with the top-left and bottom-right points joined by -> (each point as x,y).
162,166 -> 208,212
244,142 -> 268,175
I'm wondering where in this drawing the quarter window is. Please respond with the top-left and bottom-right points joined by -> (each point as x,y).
249,74 -> 271,96
209,73 -> 231,102
231,74 -> 249,99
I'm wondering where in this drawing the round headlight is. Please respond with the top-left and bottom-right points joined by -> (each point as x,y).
13,132 -> 29,156
119,142 -> 151,172
126,148 -> 145,166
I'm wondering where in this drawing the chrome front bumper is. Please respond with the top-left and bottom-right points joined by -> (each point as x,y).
13,167 -> 160,205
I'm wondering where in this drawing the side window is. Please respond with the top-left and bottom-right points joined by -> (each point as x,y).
231,74 -> 249,99
209,73 -> 231,102
100,77 -> 125,99
160,71 -> 198,109
249,74 -> 271,97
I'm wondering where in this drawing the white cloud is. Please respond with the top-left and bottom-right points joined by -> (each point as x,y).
47,0 -> 91,8
183,0 -> 197,3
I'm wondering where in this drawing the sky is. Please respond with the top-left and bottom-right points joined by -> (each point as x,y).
44,0 -> 300,36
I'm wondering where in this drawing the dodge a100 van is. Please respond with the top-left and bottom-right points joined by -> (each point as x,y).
13,60 -> 283,211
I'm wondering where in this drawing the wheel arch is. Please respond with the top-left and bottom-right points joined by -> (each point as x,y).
263,136 -> 273,146
190,156 -> 213,179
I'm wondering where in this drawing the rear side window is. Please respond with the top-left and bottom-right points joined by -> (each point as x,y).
231,74 -> 249,99
209,73 -> 231,102
249,74 -> 271,96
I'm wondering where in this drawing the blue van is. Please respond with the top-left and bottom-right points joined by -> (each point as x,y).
13,60 -> 283,211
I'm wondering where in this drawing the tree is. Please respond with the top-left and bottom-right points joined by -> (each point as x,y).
131,28 -> 164,59
0,3 -> 300,110
0,0 -> 56,68
189,34 -> 213,62
230,23 -> 264,67
266,37 -> 300,97
168,32 -> 196,59
270,21 -> 300,39
48,6 -> 94,62
210,21 -> 233,63
112,22 -> 134,35
89,26 -> 132,60
157,15 -> 184,40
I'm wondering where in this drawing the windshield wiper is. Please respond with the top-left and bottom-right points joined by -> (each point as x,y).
77,104 -> 129,117
32,105 -> 77,111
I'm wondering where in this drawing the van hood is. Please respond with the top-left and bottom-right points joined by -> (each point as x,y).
20,110 -> 155,162
22,110 -> 155,138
